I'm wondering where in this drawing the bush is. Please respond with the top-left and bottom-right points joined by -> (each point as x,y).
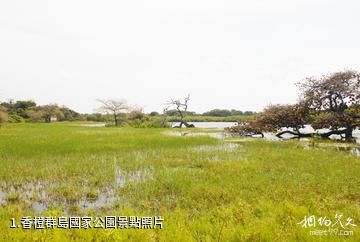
26,110 -> 43,122
8,114 -> 24,123
0,111 -> 8,126
124,117 -> 170,128
149,111 -> 159,116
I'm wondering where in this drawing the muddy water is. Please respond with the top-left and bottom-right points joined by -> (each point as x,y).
171,122 -> 236,129
0,168 -> 153,213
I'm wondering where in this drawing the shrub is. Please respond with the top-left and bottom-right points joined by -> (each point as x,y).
0,111 -> 8,127
8,114 -> 24,123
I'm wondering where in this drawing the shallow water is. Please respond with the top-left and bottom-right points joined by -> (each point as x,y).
79,187 -> 117,210
0,168 -> 154,213
115,168 -> 153,187
171,122 -> 236,129
79,123 -> 106,127
165,130 -> 226,138
32,201 -> 47,213
0,191 -> 6,206
191,143 -> 241,152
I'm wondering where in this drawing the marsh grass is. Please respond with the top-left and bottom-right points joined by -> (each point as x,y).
0,123 -> 359,241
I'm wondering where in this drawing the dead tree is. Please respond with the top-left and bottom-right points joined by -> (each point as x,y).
166,94 -> 195,128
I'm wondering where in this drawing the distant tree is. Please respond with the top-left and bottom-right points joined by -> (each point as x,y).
203,109 -> 232,117
243,111 -> 256,116
14,100 -> 36,110
202,109 -> 255,116
149,111 -> 160,116
59,106 -> 80,121
230,109 -> 243,116
0,100 -> 36,118
26,109 -> 44,122
165,109 -> 196,116
38,105 -> 63,123
128,106 -> 145,121
86,113 -> 107,122
166,94 -> 194,128
96,99 -> 129,126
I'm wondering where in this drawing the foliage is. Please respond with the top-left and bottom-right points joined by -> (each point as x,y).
1,100 -> 36,119
226,104 -> 309,136
167,115 -> 253,122
8,114 -> 25,123
165,109 -> 256,117
59,106 -> 80,121
85,113 -> 108,122
165,109 -> 196,116
0,111 -> 8,127
299,70 -> 360,112
26,109 -> 44,122
38,105 -> 64,122
127,117 -> 170,128
300,70 -> 360,139
203,109 -> 256,117
0,100 -> 81,122
149,111 -> 160,116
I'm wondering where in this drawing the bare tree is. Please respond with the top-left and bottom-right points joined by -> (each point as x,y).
166,94 -> 195,128
97,99 -> 129,126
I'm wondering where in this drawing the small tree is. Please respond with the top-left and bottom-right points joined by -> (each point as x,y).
26,109 -> 44,122
39,105 -> 63,123
166,94 -> 194,128
97,99 -> 129,126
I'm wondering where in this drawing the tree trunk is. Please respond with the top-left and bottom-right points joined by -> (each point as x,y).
276,130 -> 312,138
113,113 -> 118,126
275,128 -> 354,141
344,127 -> 353,141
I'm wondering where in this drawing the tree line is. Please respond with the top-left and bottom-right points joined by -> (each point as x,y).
0,98 -> 256,126
0,99 -> 169,128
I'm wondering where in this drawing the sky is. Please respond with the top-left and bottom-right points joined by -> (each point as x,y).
0,0 -> 360,113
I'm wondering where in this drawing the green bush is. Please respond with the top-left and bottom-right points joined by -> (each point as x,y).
124,117 -> 170,128
8,114 -> 25,123
0,111 -> 8,126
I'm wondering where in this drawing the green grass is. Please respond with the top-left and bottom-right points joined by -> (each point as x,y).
0,123 -> 359,241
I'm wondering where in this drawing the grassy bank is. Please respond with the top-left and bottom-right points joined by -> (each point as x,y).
0,123 -> 359,241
